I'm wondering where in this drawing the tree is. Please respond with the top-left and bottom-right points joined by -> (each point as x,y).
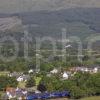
69,86 -> 86,99
26,77 -> 36,88
37,83 -> 47,93
73,72 -> 90,86
0,76 -> 18,91
40,63 -> 54,72
86,73 -> 100,95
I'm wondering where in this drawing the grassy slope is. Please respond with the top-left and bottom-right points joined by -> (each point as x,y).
80,96 -> 100,100
49,96 -> 100,100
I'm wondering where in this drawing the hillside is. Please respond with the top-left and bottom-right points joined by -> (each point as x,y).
18,8 -> 100,39
0,8 -> 100,39
0,17 -> 23,32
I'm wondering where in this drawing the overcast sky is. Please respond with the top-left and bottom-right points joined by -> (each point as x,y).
0,0 -> 100,13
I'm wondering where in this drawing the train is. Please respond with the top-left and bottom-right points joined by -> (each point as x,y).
27,91 -> 70,100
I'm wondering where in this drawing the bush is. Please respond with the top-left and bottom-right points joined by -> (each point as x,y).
37,83 -> 47,92
0,76 -> 18,91
26,77 -> 36,88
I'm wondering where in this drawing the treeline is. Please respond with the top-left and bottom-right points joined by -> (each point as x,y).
0,55 -> 99,72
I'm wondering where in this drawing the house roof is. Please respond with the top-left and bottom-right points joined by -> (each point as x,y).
6,87 -> 16,93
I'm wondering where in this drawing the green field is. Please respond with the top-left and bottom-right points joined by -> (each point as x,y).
0,71 -> 9,76
80,96 -> 100,100
49,96 -> 100,100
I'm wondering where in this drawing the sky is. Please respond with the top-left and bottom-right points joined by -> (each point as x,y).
0,0 -> 100,13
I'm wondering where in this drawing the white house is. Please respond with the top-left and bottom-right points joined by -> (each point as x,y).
17,76 -> 24,82
50,68 -> 58,74
28,69 -> 34,74
62,72 -> 69,80
93,67 -> 98,73
84,68 -> 88,72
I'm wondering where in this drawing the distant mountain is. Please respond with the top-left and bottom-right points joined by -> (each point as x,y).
18,8 -> 100,39
0,0 -> 100,13
0,8 -> 100,39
